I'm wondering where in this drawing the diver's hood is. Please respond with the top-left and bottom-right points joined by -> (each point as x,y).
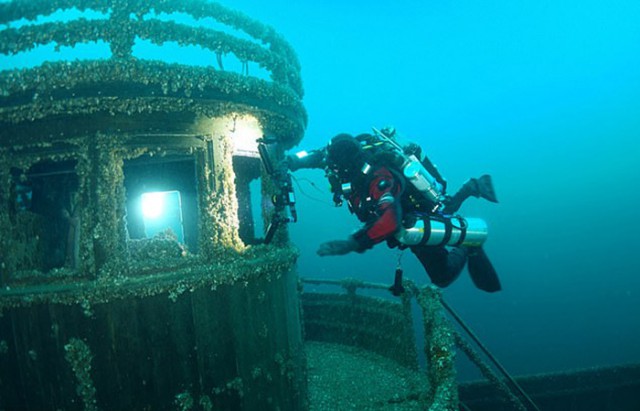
326,134 -> 364,176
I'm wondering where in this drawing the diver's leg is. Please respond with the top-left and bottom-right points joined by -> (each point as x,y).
410,245 -> 467,287
443,175 -> 498,214
467,247 -> 502,292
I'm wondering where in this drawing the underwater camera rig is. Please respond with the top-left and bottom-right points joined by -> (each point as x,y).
258,137 -> 298,244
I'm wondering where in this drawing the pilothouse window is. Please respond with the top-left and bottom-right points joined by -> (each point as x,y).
9,159 -> 80,273
123,155 -> 198,253
140,190 -> 185,243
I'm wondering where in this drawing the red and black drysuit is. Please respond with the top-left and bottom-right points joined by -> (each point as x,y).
347,166 -> 467,288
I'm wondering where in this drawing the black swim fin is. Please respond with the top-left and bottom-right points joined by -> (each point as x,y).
476,174 -> 498,203
467,247 -> 501,292
443,175 -> 498,214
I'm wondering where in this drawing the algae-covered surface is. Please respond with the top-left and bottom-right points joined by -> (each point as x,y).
306,341 -> 428,411
0,242 -> 298,314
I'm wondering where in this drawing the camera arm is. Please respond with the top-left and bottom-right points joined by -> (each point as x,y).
258,138 -> 298,244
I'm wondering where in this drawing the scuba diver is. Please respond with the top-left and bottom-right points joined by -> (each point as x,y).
285,127 -> 502,292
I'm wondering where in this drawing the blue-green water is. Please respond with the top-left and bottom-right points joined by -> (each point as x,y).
2,0 -> 639,383
228,0 -> 640,379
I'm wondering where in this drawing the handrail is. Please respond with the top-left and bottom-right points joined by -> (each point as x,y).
0,0 -> 307,148
301,277 -> 458,409
300,277 -> 541,411
0,0 -> 302,97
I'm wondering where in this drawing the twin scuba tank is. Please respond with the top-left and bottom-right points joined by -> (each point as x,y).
394,214 -> 488,248
367,128 -> 489,248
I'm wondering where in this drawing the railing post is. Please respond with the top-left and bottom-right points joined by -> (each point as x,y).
417,286 -> 459,411
0,158 -> 10,286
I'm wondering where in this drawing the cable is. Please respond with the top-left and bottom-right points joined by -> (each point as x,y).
290,175 -> 334,206
454,332 -> 527,411
440,298 -> 541,411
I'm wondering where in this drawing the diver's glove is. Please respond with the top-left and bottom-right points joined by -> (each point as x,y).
317,237 -> 360,256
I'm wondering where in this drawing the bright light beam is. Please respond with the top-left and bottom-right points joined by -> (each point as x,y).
141,191 -> 166,219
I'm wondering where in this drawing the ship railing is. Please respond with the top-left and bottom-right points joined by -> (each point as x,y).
0,0 -> 303,98
300,277 -> 541,411
301,277 -> 458,410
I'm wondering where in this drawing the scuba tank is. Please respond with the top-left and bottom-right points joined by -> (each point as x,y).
395,214 -> 488,247
369,127 -> 445,210
401,154 -> 444,205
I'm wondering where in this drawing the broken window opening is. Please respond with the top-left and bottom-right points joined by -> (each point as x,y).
233,155 -> 264,245
9,159 -> 80,273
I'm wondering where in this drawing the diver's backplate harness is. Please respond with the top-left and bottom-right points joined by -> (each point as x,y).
372,127 -> 490,248
320,127 -> 491,249
261,127 -> 495,248
369,126 -> 447,211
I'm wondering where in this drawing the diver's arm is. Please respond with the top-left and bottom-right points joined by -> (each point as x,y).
352,191 -> 402,251
317,237 -> 360,256
327,167 -> 403,255
286,149 -> 326,171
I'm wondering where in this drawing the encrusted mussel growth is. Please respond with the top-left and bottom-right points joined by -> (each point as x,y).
0,1 -> 308,410
0,0 -> 307,286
